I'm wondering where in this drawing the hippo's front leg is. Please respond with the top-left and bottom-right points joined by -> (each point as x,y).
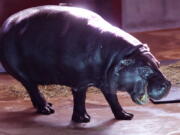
72,88 -> 90,123
102,92 -> 134,120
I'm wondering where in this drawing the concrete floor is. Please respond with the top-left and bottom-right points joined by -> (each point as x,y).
0,92 -> 180,135
0,29 -> 180,135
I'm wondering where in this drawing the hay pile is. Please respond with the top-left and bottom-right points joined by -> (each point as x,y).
160,62 -> 180,86
0,62 -> 179,99
0,81 -> 100,100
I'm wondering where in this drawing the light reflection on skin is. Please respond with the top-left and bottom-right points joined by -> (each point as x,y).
58,6 -> 142,46
3,9 -> 39,32
4,5 -> 142,46
9,5 -> 142,46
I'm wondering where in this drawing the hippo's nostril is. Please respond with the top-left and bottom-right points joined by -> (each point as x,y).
162,81 -> 171,89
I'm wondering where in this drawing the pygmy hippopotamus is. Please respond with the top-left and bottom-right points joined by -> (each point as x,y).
0,5 -> 171,123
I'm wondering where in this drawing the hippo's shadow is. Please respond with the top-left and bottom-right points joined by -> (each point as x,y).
0,108 -> 118,135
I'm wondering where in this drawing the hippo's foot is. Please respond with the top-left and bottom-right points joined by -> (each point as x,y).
114,110 -> 134,120
36,102 -> 55,115
72,112 -> 91,123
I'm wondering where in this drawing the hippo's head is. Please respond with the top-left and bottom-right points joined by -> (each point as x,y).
106,57 -> 171,105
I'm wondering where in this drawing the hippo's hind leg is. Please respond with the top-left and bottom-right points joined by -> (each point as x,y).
2,61 -> 54,115
72,88 -> 90,123
14,74 -> 54,115
102,92 -> 133,120
22,81 -> 55,115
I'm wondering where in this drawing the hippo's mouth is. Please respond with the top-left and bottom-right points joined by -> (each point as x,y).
133,92 -> 149,105
131,88 -> 149,105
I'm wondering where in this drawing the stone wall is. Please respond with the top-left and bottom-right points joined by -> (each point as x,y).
122,0 -> 180,32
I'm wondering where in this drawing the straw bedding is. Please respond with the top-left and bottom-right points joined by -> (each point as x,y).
0,62 -> 179,99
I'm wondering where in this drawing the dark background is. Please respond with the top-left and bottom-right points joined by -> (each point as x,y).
0,0 -> 122,27
1,0 -> 180,32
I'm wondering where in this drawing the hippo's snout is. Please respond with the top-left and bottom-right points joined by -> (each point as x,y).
148,80 -> 171,100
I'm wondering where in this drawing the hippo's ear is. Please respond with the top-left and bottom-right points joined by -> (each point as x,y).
138,66 -> 154,80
